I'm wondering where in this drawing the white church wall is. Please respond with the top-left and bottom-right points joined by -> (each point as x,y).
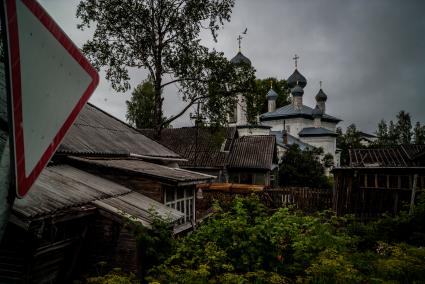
299,136 -> 337,165
237,127 -> 271,137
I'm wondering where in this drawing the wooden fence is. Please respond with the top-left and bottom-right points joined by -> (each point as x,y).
264,187 -> 332,212
196,187 -> 333,219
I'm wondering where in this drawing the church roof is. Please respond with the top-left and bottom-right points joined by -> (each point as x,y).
312,105 -> 323,118
230,51 -> 252,65
271,131 -> 313,151
287,69 -> 307,88
291,84 -> 304,96
260,104 -> 341,123
266,88 -> 278,100
298,127 -> 338,137
315,89 -> 328,102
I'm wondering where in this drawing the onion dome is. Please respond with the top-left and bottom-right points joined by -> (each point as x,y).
230,51 -> 252,66
312,105 -> 323,118
287,69 -> 307,88
291,84 -> 304,97
266,88 -> 278,100
315,88 -> 328,102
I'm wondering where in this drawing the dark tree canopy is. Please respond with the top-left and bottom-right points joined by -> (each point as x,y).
278,145 -> 331,189
336,124 -> 363,165
77,0 -> 254,133
413,122 -> 425,144
126,80 -> 168,129
374,110 -> 423,146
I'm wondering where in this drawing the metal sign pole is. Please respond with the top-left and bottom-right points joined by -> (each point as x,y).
0,1 -> 15,241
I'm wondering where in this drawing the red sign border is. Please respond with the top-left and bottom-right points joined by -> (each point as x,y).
5,0 -> 99,198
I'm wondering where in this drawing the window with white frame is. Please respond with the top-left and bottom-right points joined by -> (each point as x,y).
164,187 -> 195,225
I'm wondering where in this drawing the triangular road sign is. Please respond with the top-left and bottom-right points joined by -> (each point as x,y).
4,0 -> 99,197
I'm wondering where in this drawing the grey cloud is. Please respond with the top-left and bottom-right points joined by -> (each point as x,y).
41,0 -> 425,132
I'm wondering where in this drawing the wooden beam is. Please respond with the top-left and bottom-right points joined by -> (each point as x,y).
409,174 -> 418,215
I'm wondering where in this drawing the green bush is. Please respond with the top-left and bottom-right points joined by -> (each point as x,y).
146,195 -> 425,283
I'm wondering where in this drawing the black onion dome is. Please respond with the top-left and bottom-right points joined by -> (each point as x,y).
291,84 -> 304,96
315,88 -> 328,102
287,69 -> 307,88
230,51 -> 252,66
266,88 -> 278,100
312,105 -> 323,118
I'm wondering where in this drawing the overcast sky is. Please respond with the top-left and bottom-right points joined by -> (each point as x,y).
40,0 -> 425,133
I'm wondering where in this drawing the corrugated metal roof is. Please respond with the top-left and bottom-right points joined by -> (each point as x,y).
349,145 -> 425,167
298,127 -> 337,137
140,127 -> 237,168
260,103 -> 341,123
227,135 -> 276,170
69,157 -> 216,184
401,144 -> 425,160
13,165 -> 184,224
57,103 -> 180,159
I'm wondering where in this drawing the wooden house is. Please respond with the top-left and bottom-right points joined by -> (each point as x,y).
0,165 -> 183,283
332,145 -> 425,219
140,127 -> 278,186
55,103 -> 214,230
226,135 -> 278,186
0,103 -> 214,282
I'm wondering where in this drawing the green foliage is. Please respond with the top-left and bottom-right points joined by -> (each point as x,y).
86,268 -> 137,284
146,195 -> 425,283
126,80 -> 168,128
396,110 -> 412,144
278,144 -> 331,188
77,0 -> 255,131
413,121 -> 425,144
244,78 -> 290,123
375,110 -> 425,146
129,214 -> 176,280
336,124 -> 363,165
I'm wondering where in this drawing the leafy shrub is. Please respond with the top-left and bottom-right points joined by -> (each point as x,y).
146,195 -> 425,283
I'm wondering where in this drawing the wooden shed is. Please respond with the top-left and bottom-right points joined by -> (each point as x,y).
332,145 -> 425,219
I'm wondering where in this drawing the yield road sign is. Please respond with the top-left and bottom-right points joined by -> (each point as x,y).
4,0 -> 99,197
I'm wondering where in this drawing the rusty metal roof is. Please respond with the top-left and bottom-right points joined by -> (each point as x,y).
69,156 -> 216,185
13,165 -> 184,225
197,183 -> 265,192
57,103 -> 180,159
227,135 -> 276,170
139,127 -> 237,168
349,145 -> 425,168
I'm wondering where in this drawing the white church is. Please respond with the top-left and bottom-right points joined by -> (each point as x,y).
229,51 -> 342,167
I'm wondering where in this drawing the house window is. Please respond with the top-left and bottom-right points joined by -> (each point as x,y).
164,187 -> 195,225
400,176 -> 410,189
366,174 -> 376,188
254,173 -> 266,185
377,175 -> 387,188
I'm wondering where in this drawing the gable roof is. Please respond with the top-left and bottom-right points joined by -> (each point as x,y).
260,104 -> 341,123
12,165 -> 184,227
69,156 -> 215,185
140,127 -> 237,169
227,135 -> 276,170
57,103 -> 180,160
349,145 -> 425,168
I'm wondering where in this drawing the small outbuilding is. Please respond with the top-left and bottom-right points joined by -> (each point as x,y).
332,145 -> 425,219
